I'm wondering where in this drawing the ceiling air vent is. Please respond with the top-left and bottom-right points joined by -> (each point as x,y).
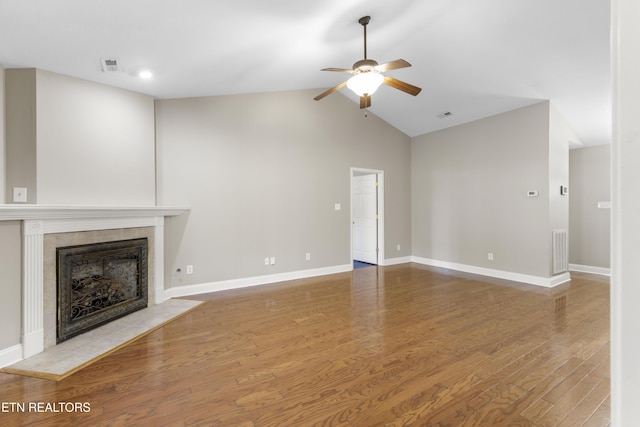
100,58 -> 120,72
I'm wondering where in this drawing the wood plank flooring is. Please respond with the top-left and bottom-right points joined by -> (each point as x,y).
0,264 -> 610,426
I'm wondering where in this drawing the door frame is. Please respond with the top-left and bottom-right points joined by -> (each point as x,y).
350,167 -> 385,267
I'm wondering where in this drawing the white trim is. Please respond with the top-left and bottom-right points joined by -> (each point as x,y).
42,216 -> 162,234
381,256 -> 413,266
350,168 -> 385,265
412,257 -> 571,288
164,257 -> 575,301
0,344 -> 23,368
154,217 -> 166,304
22,329 -> 44,360
165,264 -> 353,299
0,205 -> 188,221
568,263 -> 611,276
22,221 -> 45,358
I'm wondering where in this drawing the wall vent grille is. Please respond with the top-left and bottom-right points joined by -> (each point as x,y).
552,229 -> 568,274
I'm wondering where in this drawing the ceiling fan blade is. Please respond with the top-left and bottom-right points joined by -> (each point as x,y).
383,76 -> 422,96
314,81 -> 348,101
360,95 -> 371,109
321,67 -> 354,73
374,59 -> 411,72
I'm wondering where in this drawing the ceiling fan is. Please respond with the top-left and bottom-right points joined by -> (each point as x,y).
314,16 -> 422,109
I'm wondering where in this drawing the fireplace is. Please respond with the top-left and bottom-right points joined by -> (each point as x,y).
56,238 -> 148,342
1,206 -> 188,361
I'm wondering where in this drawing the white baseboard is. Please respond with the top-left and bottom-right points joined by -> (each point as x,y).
569,263 -> 611,276
412,257 -> 571,288
164,264 -> 353,299
381,256 -> 413,266
161,256 -> 577,301
0,344 -> 23,368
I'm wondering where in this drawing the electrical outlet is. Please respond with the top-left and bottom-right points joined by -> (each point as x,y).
306,253 -> 311,261
265,257 -> 270,265
270,257 -> 276,265
397,244 -> 401,251
186,265 -> 193,274
488,252 -> 494,261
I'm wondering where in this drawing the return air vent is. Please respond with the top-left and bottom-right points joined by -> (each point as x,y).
100,58 -> 121,72
552,229 -> 568,274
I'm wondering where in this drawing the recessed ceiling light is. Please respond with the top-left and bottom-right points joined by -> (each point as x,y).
138,70 -> 153,79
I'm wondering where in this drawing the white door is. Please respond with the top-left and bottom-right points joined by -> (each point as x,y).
352,174 -> 378,264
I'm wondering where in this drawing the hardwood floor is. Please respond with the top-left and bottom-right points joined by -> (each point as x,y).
0,264 -> 610,426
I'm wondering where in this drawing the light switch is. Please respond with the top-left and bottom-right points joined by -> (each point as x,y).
334,203 -> 341,211
13,187 -> 27,203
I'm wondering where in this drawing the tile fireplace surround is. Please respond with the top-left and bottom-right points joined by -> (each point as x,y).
0,205 -> 188,361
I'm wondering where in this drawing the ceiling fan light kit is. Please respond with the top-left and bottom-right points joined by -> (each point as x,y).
346,72 -> 384,96
314,15 -> 422,108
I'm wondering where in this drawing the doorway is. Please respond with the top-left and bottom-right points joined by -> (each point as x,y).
351,168 -> 384,268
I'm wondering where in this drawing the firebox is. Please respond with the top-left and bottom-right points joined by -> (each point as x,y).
56,238 -> 148,343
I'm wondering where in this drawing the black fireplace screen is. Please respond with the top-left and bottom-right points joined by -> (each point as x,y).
57,238 -> 148,343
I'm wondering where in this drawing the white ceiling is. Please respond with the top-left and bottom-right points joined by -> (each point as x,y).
0,0 -> 611,146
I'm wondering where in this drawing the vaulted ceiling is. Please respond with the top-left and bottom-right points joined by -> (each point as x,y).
0,0 -> 611,146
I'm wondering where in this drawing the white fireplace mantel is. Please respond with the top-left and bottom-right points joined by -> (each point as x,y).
1,204 -> 189,360
0,204 -> 189,221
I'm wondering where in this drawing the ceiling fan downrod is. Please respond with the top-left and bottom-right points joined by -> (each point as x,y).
353,16 -> 378,71
359,16 -> 370,60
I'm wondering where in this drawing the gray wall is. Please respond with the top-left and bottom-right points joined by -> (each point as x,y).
0,66 -> 5,203
411,101 -> 570,279
5,69 -> 37,203
5,69 -> 156,205
156,89 -> 412,287
0,221 -> 21,350
569,145 -> 610,268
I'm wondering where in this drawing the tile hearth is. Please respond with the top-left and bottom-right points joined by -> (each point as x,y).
2,298 -> 204,380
